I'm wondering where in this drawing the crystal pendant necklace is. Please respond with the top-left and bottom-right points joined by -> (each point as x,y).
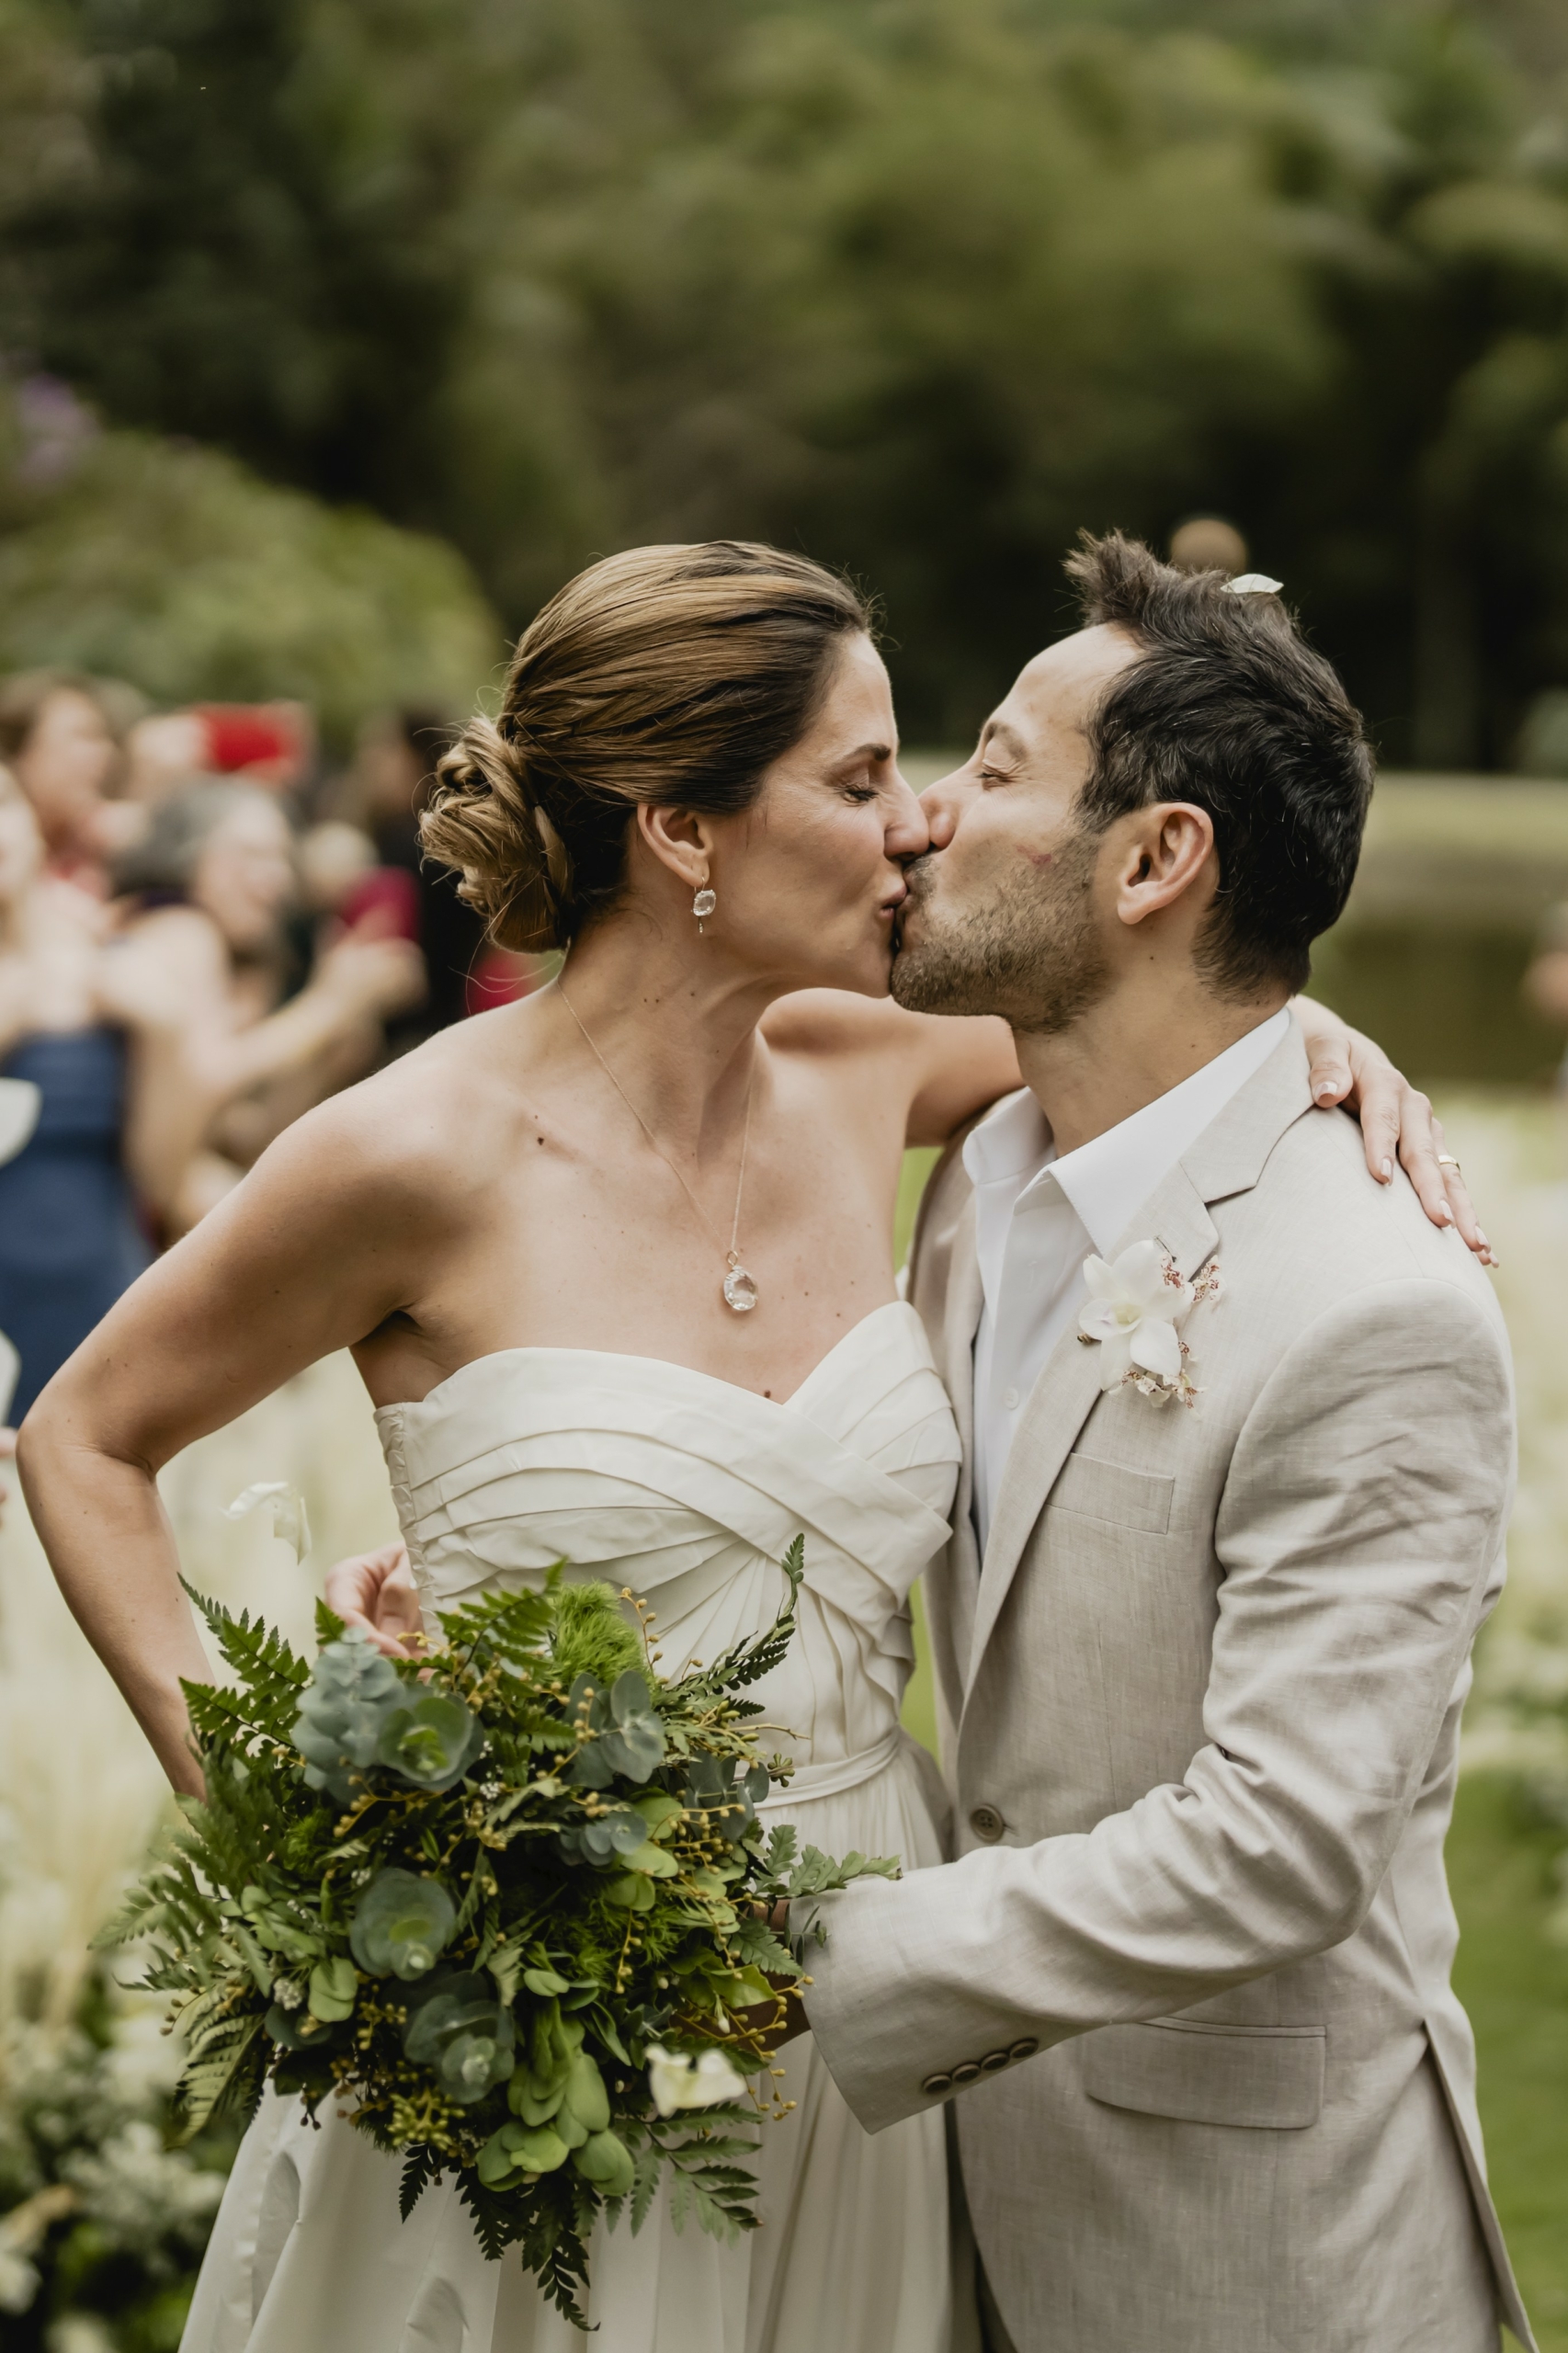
556,983 -> 759,1313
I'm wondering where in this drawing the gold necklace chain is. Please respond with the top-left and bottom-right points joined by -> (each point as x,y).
555,981 -> 760,1313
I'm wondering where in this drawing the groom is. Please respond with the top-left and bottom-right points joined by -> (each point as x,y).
800,534 -> 1535,2352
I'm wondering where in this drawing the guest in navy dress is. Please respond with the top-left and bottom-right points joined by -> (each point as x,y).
0,1031 -> 152,1420
0,764 -> 193,1421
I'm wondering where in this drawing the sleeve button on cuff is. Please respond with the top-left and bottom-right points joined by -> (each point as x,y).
921,2072 -> 953,2097
1007,2038 -> 1039,2061
980,2049 -> 1010,2072
950,2061 -> 983,2086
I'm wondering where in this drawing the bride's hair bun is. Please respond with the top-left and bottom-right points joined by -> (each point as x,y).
420,540 -> 871,950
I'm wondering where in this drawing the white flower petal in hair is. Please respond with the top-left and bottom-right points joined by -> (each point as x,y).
1222,573 -> 1284,597
1077,1239 -> 1221,1408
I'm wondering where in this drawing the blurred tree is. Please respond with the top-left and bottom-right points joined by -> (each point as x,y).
2,0 -> 479,521
9,0 -> 1568,756
1232,14 -> 1568,765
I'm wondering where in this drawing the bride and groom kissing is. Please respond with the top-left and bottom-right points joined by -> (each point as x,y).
20,531 -> 1532,2353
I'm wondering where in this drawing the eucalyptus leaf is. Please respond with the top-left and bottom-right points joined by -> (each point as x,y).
348,1869 -> 456,1982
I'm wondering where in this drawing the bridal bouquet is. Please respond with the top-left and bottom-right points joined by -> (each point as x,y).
100,1543 -> 896,2324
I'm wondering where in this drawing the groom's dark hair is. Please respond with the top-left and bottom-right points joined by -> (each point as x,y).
1064,530 -> 1372,995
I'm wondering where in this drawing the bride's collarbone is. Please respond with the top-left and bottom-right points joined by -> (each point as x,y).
373,1227 -> 901,1409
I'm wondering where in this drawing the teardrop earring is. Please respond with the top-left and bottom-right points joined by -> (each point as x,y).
693,884 -> 717,934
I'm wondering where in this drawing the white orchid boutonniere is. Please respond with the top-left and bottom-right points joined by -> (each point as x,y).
1077,1238 -> 1221,1407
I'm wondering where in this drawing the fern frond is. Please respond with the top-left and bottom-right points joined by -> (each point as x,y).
675,1535 -> 805,1702
176,2007 -> 266,2138
180,1580 -> 310,1733
399,2144 -> 444,2221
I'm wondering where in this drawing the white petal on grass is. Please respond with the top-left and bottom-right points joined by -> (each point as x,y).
647,2044 -> 749,2118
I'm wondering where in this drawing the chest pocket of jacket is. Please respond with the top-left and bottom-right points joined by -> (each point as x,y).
1048,1449 -> 1174,1537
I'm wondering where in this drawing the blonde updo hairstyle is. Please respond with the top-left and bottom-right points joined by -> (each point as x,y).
422,541 -> 873,949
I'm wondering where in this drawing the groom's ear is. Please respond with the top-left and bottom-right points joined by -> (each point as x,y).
1112,801 -> 1217,931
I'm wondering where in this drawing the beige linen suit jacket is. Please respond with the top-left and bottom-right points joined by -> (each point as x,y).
804,1026 -> 1535,2353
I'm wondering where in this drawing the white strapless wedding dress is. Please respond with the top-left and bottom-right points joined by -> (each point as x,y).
182,1302 -> 970,2353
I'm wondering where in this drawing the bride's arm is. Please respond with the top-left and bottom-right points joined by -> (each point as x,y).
16,1092 -> 437,1795
766,990 -> 1488,1255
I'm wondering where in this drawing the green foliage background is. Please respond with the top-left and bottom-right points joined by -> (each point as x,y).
0,391 -> 503,744
10,0 -> 1568,756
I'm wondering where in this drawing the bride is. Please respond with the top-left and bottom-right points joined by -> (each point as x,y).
19,541 -> 1473,2353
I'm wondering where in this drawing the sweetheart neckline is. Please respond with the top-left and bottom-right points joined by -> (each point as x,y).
374,1298 -> 926,1424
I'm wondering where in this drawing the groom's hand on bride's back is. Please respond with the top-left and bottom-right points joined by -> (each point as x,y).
324,1542 -> 426,1657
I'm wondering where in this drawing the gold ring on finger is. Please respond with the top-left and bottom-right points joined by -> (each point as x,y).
1436,1154 -> 1461,1171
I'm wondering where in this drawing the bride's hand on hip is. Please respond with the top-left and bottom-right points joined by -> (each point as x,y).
1294,998 -> 1494,1266
324,1541 -> 425,1657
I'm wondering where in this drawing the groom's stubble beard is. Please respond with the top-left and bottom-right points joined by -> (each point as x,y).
891,822 -> 1113,1035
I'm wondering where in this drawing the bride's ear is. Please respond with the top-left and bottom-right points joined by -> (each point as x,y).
636,803 -> 718,891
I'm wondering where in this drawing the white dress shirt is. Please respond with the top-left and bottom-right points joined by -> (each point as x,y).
964,1008 -> 1290,1549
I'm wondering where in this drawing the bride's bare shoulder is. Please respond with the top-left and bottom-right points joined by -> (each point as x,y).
759,990 -> 1018,1140
760,989 -> 940,1062
249,1003 -> 548,1222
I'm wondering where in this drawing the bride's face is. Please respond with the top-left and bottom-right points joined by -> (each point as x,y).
705,634 -> 927,995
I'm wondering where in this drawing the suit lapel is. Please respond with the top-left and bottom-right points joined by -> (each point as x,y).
933,1200 -> 984,1707
962,1165 -> 1220,1701
943,1208 -> 983,1553
960,1026 -> 1315,1708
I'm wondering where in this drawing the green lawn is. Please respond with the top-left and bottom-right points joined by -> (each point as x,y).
1449,1777 -> 1568,2350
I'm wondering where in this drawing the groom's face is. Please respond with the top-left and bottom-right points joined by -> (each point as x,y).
892,625 -> 1141,1029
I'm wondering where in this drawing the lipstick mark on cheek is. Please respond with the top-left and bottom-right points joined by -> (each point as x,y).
1017,845 -> 1054,869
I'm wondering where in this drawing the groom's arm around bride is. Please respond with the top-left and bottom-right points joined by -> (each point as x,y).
800,537 -> 1536,2353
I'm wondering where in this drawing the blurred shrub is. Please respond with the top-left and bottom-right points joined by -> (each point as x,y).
0,381 -> 502,746
0,1984 -> 231,2353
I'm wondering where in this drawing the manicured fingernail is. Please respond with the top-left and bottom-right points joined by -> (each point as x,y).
1315,1083 -> 1337,1101
1476,1231 -> 1489,1248
1380,1158 -> 1393,1182
1437,1204 -> 1453,1222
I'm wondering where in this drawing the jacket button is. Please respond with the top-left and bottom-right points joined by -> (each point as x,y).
1008,2037 -> 1039,2061
980,2049 -> 1010,2073
921,2072 -> 953,2097
950,2061 -> 983,2086
969,1803 -> 1005,1842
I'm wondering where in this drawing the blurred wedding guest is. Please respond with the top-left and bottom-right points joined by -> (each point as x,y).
123,699 -> 316,814
0,669 -> 125,900
347,708 -> 544,1036
1523,900 -> 1568,1088
122,708 -> 210,809
1169,514 -> 1249,575
298,818 -> 379,917
0,763 -> 197,1421
113,782 -> 424,1230
195,700 -> 316,795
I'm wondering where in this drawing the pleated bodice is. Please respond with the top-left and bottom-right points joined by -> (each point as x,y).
375,1301 -> 961,1797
